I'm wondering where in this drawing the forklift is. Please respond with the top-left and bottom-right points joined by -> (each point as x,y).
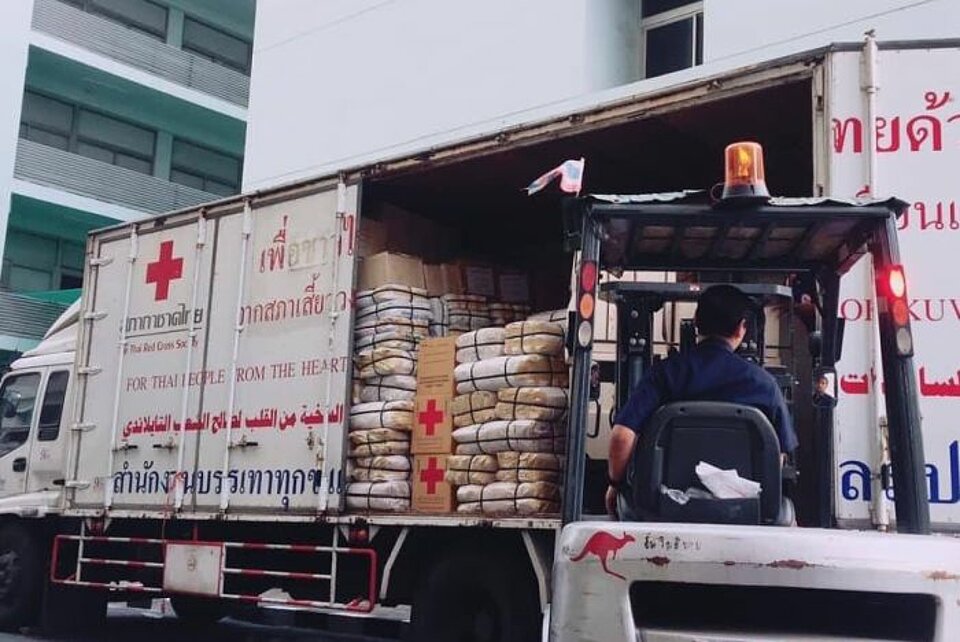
550,142 -> 960,641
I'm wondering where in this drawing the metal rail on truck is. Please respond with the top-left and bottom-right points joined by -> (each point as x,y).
50,525 -> 378,613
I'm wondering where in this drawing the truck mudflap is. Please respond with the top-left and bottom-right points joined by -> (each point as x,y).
550,522 -> 960,642
49,528 -> 377,613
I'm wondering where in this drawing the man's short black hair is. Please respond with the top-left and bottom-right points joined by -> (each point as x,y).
695,284 -> 753,338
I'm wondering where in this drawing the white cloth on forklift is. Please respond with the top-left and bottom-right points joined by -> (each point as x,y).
495,452 -> 563,483
455,481 -> 560,515
358,375 -> 418,402
356,285 -> 428,308
454,355 -> 569,394
451,391 -> 499,428
444,454 -> 499,486
346,481 -> 411,512
455,328 -> 506,364
452,420 -> 564,455
348,456 -> 412,482
695,461 -> 761,499
354,299 -> 432,326
349,400 -> 414,431
494,387 -> 568,421
357,348 -> 417,379
354,330 -> 420,353
504,321 -> 565,357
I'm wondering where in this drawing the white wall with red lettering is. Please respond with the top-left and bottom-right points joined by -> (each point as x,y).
828,44 -> 960,528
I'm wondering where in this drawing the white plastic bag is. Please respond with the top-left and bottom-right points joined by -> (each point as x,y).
695,461 -> 761,499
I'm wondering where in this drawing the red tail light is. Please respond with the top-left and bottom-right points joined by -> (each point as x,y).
887,265 -> 907,299
882,264 -> 913,356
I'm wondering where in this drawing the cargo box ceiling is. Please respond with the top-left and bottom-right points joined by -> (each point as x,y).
363,78 -> 813,268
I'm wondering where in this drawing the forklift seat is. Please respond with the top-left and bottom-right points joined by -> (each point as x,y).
620,401 -> 790,526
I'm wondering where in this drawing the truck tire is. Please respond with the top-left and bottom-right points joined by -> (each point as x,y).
39,584 -> 106,634
0,523 -> 42,631
169,595 -> 227,625
409,549 -> 540,642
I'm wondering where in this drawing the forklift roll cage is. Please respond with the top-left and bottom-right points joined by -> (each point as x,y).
563,192 -> 929,534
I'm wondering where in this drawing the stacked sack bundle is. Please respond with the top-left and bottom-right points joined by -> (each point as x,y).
446,320 -> 569,515
429,294 -> 492,337
354,285 -> 430,403
345,400 -> 413,512
348,284 -> 430,512
489,302 -> 531,327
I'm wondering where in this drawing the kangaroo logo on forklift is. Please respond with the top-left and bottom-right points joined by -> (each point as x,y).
145,240 -> 184,302
569,531 -> 636,580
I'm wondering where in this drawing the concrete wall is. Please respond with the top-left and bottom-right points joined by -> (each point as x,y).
704,0 -> 960,65
244,0 -> 960,190
244,0 -> 646,189
0,0 -> 35,270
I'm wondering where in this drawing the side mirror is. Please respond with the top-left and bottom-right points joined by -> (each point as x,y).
812,367 -> 838,409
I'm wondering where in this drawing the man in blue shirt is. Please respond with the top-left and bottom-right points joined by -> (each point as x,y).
605,284 -> 798,515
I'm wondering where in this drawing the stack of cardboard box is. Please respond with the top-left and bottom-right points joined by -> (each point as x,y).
410,337 -> 459,513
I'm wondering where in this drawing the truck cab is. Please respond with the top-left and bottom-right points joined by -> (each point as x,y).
0,302 -> 78,518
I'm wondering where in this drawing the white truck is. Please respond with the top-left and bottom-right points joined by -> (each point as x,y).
1,37 -> 960,641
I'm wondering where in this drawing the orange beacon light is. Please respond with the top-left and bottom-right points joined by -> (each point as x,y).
721,141 -> 771,201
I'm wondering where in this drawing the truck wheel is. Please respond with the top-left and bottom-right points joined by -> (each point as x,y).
0,523 -> 42,631
410,550 -> 540,642
169,595 -> 226,625
39,584 -> 106,634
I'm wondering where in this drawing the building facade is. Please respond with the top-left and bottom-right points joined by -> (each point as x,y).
0,0 -> 254,358
243,0 -> 958,189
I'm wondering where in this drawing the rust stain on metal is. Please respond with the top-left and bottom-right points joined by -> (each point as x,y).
645,556 -> 671,567
926,570 -> 960,581
767,559 -> 813,570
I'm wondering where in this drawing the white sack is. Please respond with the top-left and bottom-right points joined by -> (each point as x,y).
358,375 -> 418,402
455,481 -> 560,515
346,481 -> 411,512
455,328 -> 506,364
356,348 -> 417,379
451,391 -> 499,428
444,454 -> 499,486
494,387 -> 568,421
454,355 -> 568,394
452,420 -> 564,455
349,400 -> 414,431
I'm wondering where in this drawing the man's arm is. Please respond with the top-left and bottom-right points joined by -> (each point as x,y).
605,364 -> 668,513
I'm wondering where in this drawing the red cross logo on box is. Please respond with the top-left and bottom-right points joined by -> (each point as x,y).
418,399 -> 445,436
145,240 -> 184,302
419,457 -> 445,494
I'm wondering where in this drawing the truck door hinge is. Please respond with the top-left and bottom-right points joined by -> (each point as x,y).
71,422 -> 96,432
112,442 -> 138,452
77,366 -> 102,376
84,311 -> 108,321
89,257 -> 114,267
64,480 -> 91,490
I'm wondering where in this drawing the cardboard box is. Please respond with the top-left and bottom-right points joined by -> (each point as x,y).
413,337 -> 457,454
359,251 -> 425,290
425,263 -> 465,296
441,263 -> 465,295
458,262 -> 497,298
357,217 -> 387,258
423,264 -> 446,297
498,270 -> 530,303
412,454 -> 454,513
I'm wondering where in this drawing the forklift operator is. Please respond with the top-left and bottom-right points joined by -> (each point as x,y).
605,284 -> 799,515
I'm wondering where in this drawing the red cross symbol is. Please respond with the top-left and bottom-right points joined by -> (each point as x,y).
145,240 -> 184,301
417,399 -> 445,436
419,457 -> 445,494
